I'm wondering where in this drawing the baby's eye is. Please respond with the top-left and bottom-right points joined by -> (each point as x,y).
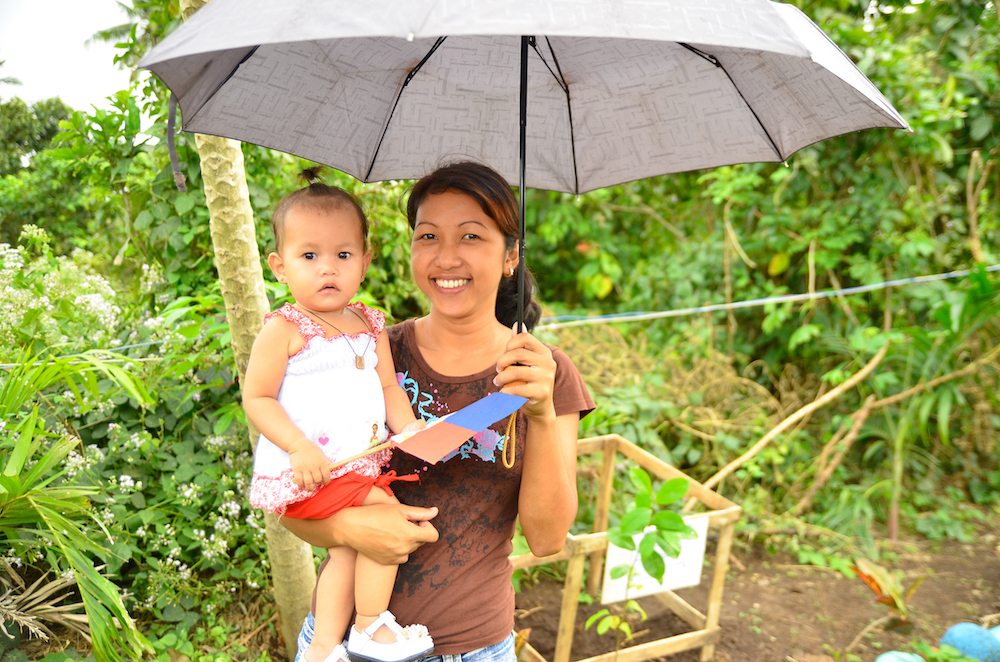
303,252 -> 317,260
338,251 -> 352,260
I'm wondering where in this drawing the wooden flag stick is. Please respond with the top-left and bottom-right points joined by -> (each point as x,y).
328,440 -> 394,471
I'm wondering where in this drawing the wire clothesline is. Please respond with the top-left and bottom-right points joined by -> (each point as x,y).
2,263 -> 997,369
537,263 -> 1000,331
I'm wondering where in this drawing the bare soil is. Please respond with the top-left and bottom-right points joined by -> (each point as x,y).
8,530 -> 998,661
514,533 -> 1000,661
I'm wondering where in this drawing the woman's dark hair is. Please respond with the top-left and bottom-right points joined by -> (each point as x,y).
271,168 -> 369,252
406,161 -> 541,330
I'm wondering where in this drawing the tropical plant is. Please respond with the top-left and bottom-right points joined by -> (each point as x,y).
585,470 -> 696,647
0,351 -> 153,659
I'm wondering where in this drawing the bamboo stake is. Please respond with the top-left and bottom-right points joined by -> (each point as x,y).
700,521 -> 736,661
587,437 -> 617,596
554,553 -> 585,662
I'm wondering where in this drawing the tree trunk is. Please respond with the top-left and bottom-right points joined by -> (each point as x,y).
179,2 -> 317,656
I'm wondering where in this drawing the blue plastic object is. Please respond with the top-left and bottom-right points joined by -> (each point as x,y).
940,622 -> 1000,662
874,651 -> 925,662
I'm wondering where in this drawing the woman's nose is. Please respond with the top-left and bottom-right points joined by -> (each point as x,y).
433,241 -> 461,267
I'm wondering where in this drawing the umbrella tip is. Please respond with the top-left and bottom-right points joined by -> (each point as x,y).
406,32 -> 415,42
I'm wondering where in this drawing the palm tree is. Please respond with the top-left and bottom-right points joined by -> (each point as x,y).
175,2 -> 318,655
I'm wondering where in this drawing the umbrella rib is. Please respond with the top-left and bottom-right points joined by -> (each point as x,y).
679,43 -> 784,161
185,46 -> 259,128
365,36 -> 447,182
539,37 -> 579,195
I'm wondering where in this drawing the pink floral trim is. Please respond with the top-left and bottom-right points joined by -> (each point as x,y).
265,302 -> 386,347
250,448 -> 393,514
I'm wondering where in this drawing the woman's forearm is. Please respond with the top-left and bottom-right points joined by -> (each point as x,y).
517,413 -> 580,556
280,502 -> 440,565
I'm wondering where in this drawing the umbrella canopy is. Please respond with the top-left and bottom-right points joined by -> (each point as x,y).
139,0 -> 908,196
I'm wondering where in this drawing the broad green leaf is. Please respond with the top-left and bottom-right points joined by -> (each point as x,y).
628,467 -> 652,493
655,478 -> 688,506
608,529 -> 636,551
652,511 -> 690,532
610,565 -> 631,580
619,507 -> 652,536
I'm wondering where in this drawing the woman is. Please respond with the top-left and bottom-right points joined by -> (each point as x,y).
287,161 -> 595,661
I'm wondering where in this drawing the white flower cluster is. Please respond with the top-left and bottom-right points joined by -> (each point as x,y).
178,483 -> 200,505
0,239 -> 123,353
74,292 -> 121,332
220,499 -> 241,519
139,262 -> 165,295
114,474 -> 142,493
191,527 -> 230,561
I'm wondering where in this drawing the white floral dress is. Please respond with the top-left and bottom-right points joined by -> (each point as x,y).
249,302 -> 392,514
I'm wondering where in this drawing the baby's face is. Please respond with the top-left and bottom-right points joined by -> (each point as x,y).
269,205 -> 371,313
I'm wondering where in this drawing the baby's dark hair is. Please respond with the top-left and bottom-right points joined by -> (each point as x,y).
406,161 -> 541,330
271,168 -> 369,252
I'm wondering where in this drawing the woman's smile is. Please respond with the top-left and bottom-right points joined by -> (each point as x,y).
433,278 -> 470,290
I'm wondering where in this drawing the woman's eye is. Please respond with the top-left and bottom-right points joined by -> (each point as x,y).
463,233 -> 480,240
303,252 -> 316,260
416,232 -> 436,241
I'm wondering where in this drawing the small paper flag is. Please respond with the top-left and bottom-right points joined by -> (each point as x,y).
391,392 -> 527,463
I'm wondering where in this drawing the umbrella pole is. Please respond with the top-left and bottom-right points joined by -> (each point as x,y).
516,35 -> 529,333
501,35 -> 532,471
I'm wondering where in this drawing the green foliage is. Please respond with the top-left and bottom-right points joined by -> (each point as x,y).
0,96 -> 71,177
606,470 -> 695,584
0,0 -> 997,655
583,600 -> 647,645
0,227 -> 122,357
0,353 -> 153,658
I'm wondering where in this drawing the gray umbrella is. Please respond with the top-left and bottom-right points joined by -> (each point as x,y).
139,0 -> 908,322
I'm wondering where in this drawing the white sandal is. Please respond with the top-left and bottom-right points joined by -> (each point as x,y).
323,642 -> 350,662
347,610 -> 433,662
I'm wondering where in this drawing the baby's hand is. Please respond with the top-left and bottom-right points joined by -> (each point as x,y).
288,438 -> 332,490
399,419 -> 427,434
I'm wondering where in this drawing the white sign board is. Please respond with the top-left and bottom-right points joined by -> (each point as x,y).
600,514 -> 709,604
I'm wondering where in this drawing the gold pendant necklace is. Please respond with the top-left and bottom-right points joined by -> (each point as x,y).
300,306 -> 373,369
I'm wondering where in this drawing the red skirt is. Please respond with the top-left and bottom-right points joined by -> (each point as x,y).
282,471 -> 416,520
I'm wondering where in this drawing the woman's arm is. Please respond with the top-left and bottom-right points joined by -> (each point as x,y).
494,329 -> 579,556
281,502 -> 440,564
517,413 -> 580,555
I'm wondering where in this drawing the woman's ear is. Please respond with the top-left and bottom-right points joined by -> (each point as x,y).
503,248 -> 519,278
503,239 -> 520,276
267,252 -> 285,282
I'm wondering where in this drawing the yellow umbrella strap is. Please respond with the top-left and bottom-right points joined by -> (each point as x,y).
503,412 -> 517,468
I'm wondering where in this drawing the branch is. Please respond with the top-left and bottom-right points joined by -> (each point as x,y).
791,396 -> 874,515
871,343 -> 1000,410
844,615 -> 892,655
698,343 -> 889,494
790,343 -> 1000,515
965,149 -> 989,263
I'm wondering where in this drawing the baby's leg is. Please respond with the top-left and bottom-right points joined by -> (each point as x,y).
306,544 -> 355,662
354,487 -> 404,643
